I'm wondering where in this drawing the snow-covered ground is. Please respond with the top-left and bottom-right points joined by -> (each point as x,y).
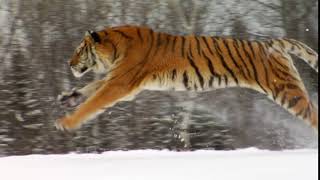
0,148 -> 317,180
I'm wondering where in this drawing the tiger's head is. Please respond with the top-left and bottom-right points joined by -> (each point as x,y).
69,30 -> 119,78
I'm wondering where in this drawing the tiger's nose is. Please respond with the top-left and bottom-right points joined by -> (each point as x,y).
69,59 -> 77,66
69,55 -> 80,66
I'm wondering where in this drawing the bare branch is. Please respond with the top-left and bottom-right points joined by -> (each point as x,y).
167,0 -> 202,33
188,0 -> 201,32
295,0 -> 318,21
246,30 -> 272,38
168,0 -> 190,31
254,0 -> 280,10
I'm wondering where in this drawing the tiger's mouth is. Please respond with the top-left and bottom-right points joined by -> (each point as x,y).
71,66 -> 91,78
80,67 -> 88,73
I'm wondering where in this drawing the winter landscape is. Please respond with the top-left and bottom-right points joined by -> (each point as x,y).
0,0 -> 318,179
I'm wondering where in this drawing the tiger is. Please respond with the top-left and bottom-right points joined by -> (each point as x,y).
55,25 -> 318,133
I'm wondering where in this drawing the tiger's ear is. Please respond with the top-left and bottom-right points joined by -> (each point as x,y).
85,30 -> 101,43
85,30 -> 92,36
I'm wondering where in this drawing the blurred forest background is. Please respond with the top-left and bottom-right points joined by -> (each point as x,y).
0,0 -> 318,156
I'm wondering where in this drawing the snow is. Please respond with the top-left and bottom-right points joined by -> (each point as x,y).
0,148 -> 317,180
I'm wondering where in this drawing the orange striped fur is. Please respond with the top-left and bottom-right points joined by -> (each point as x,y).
56,25 -> 318,132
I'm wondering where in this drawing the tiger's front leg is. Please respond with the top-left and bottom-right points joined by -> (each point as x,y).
55,77 -> 141,131
58,79 -> 105,107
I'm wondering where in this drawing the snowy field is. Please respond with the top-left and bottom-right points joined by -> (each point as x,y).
0,148 -> 317,180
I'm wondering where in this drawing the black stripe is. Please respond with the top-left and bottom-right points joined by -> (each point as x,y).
273,83 -> 285,100
222,39 -> 246,80
152,74 -> 157,80
276,39 -> 286,48
84,44 -> 89,55
137,28 -> 143,42
234,40 -> 252,79
271,67 -> 288,81
194,84 -> 198,91
87,45 -> 98,63
247,41 -> 256,59
257,41 -> 268,57
158,34 -> 169,55
202,50 -> 222,86
113,43 -> 119,60
104,39 -> 118,62
224,75 -> 228,86
303,105 -> 310,119
267,40 -> 285,55
266,59 -> 287,81
306,48 -> 315,55
172,36 -> 177,53
286,83 -> 299,89
269,53 -> 289,71
164,35 -> 171,52
183,71 -> 190,90
256,40 -> 274,91
288,96 -> 303,109
189,42 -> 193,58
181,36 -> 186,58
262,49 -> 280,99
187,54 -> 204,89
195,37 -> 201,56
276,68 -> 298,81
209,76 -> 214,87
157,33 -> 162,47
113,29 -> 133,40
296,108 -> 304,117
281,92 -> 288,106
240,40 -> 267,93
255,41 -> 271,92
202,37 -> 214,55
283,39 -> 302,50
290,45 -> 295,51
212,38 -> 239,84
171,69 -> 177,80
202,51 -> 216,77
150,32 -> 161,59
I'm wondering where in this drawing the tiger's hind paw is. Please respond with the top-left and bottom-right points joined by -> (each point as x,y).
57,88 -> 84,108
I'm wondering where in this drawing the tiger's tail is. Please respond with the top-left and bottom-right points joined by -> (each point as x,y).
273,38 -> 318,73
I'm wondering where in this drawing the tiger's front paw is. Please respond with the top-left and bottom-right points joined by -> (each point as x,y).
57,88 -> 84,108
55,116 -> 81,131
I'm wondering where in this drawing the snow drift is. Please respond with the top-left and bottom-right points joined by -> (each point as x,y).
0,148 -> 317,180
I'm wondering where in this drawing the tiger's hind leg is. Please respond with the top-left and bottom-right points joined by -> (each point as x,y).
266,55 -> 318,131
273,80 -> 318,131
242,51 -> 318,131
276,54 -> 318,131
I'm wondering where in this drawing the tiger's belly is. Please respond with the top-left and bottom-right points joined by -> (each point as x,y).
143,79 -> 214,92
143,81 -> 185,91
143,74 -> 238,92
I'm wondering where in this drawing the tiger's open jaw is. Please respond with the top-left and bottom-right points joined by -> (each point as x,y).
71,67 -> 90,78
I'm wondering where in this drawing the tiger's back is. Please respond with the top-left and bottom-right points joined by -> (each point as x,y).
56,25 -> 318,131
121,26 -> 318,129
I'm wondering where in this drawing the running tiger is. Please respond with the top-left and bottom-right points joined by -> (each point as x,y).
55,25 -> 318,132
